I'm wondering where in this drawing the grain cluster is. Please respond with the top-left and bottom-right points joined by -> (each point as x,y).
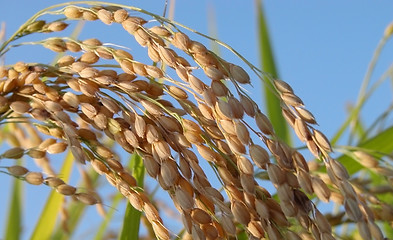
0,3 -> 391,240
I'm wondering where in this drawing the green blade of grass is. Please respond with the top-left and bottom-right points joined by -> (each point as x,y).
52,200 -> 85,240
51,169 -> 100,240
30,151 -> 74,240
94,192 -> 124,240
5,174 -> 23,240
119,153 -> 145,240
256,0 -> 290,143
337,126 -> 393,174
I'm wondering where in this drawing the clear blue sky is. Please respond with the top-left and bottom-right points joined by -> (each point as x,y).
1,1 -> 393,239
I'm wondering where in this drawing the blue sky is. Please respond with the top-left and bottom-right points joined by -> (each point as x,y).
1,1 -> 393,238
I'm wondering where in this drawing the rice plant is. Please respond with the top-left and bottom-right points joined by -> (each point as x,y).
1,1 -> 393,240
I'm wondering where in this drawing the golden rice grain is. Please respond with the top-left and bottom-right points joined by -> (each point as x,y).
151,220 -> 170,240
158,46 -> 177,68
273,79 -> 293,93
306,139 -> 320,157
297,170 -> 313,194
202,88 -> 217,107
93,113 -> 108,130
294,118 -> 311,142
228,97 -> 244,119
80,52 -> 99,64
158,117 -> 181,133
255,199 -> 270,219
149,26 -> 171,37
75,192 -> 98,205
175,187 -> 194,210
210,80 -> 228,97
255,112 -> 274,135
44,177 -> 65,188
97,9 -> 113,25
368,221 -> 384,240
247,221 -> 264,238
82,10 -> 98,21
147,44 -> 161,62
286,230 -> 302,240
160,160 -> 179,187
140,100 -> 163,116
13,62 -> 27,72
3,147 -> 25,159
26,149 -> 46,159
168,85 -> 188,99
234,121 -> 250,145
357,221 -> 371,240
57,55 -> 75,67
2,78 -> 17,93
188,41 -> 207,54
353,151 -> 379,168
204,66 -> 224,80
190,208 -> 211,224
311,176 -> 330,202
10,101 -> 31,114
152,140 -> 171,160
47,142 -> 68,154
96,51 -> 113,63
215,99 -> 233,119
196,144 -> 217,162
188,74 -> 206,94
267,163 -> 285,185
267,224 -> 282,240
113,9 -> 128,23
7,165 -> 29,176
122,17 -> 144,34
237,156 -> 254,175
226,136 -> 246,154
44,38 -> 67,52
145,65 -> 163,78
231,200 -> 250,225
328,159 -> 349,180
25,20 -> 45,33
220,214 -> 236,236
239,94 -> 256,117
64,6 -> 82,19
25,171 -> 44,185
172,32 -> 191,51
295,107 -> 316,124
79,67 -> 99,78
131,62 -> 146,76
194,51 -> 218,67
281,92 -> 304,106
312,129 -> 332,152
56,184 -> 77,196
249,144 -> 270,169
146,124 -> 161,144
229,64 -> 250,84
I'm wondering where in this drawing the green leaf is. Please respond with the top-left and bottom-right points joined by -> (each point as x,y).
256,0 -> 290,144
51,169 -> 100,240
30,151 -> 74,240
337,126 -> 393,174
94,192 -> 124,240
119,153 -> 145,240
5,175 -> 23,240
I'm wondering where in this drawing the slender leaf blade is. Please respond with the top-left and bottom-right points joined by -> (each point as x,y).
30,151 -> 74,240
337,126 -> 393,174
51,170 -> 100,240
256,0 -> 290,143
119,153 -> 144,240
94,192 -> 124,240
5,176 -> 22,240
